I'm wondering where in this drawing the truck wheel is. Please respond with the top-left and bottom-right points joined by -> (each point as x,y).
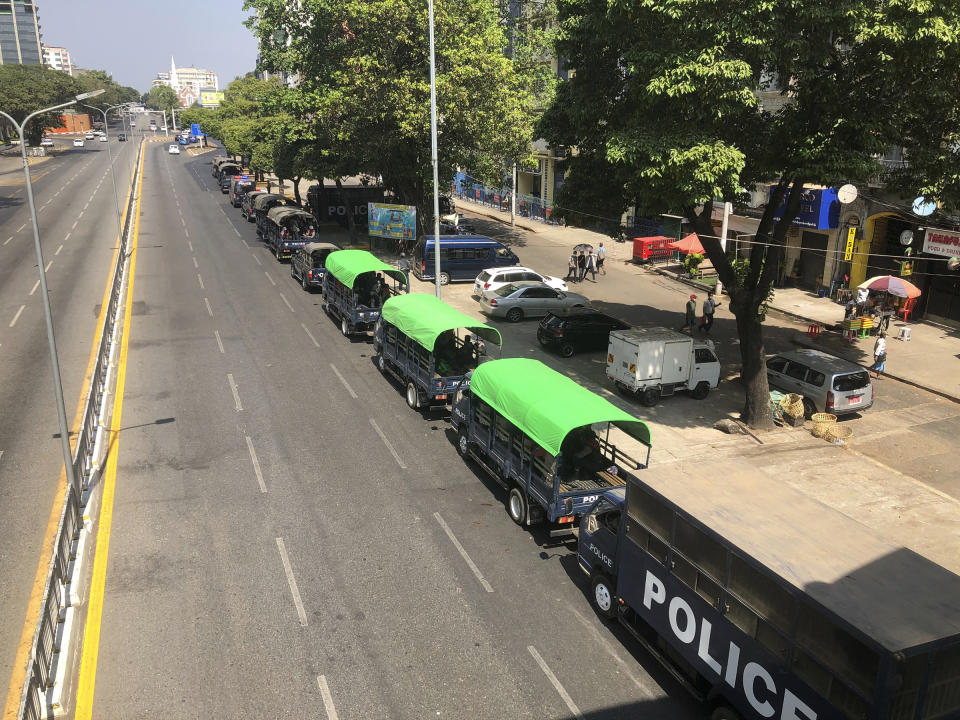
439,271 -> 451,286
591,574 -> 617,620
406,382 -> 421,410
341,318 -> 350,337
290,264 -> 297,278
457,430 -> 470,458
507,487 -> 527,526
640,386 -> 661,407
275,244 -> 282,261
559,342 -> 575,358
711,706 -> 742,720
302,275 -> 309,291
505,308 -> 523,323
690,381 -> 710,400
803,397 -> 817,419
375,354 -> 385,372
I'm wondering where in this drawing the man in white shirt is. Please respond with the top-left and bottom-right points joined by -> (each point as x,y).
871,332 -> 886,378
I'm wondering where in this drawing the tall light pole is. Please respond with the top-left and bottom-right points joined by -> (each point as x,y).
82,101 -> 131,243
428,0 -> 442,298
0,88 -> 105,493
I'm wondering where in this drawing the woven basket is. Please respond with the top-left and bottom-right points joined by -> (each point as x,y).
810,412 -> 837,438
826,424 -> 854,446
778,393 -> 804,418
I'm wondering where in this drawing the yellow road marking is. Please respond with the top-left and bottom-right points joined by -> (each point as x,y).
73,146 -> 143,720
1,149 -> 139,720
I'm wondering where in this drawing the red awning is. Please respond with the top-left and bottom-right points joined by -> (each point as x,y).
667,233 -> 705,254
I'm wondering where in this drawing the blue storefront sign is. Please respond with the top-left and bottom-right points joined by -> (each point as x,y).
769,185 -> 840,230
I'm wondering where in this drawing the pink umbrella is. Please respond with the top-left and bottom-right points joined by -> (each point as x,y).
857,275 -> 922,298
667,232 -> 705,254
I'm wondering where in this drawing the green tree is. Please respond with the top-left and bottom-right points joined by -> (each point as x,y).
539,0 -> 960,428
0,64 -> 82,145
244,0 -> 534,233
178,106 -> 222,142
144,85 -> 180,117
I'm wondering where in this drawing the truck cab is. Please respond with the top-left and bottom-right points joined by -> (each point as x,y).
577,489 -> 624,598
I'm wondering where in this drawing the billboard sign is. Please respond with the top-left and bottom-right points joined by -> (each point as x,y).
199,91 -> 225,108
922,228 -> 960,258
769,185 -> 840,230
368,203 -> 416,241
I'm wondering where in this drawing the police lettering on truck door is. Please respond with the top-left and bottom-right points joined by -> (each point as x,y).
617,541 -> 840,720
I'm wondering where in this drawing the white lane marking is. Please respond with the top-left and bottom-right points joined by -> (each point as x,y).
83,202 -> 89,211
29,279 -> 40,295
433,513 -> 494,592
197,274 -> 205,290
204,297 -> 213,317
369,418 -> 406,469
527,646 -> 584,720
245,436 -> 267,493
232,226 -> 241,238
214,330 -> 225,354
329,363 -> 357,399
88,194 -> 94,203
44,260 -> 52,272
78,210 -> 84,219
184,228 -> 190,239
276,538 -> 308,627
251,254 -> 262,266
9,305 -> 26,327
72,220 -> 78,230
192,256 -> 199,269
180,216 -> 186,227
316,676 -> 340,720
301,323 -> 320,348
188,240 -> 194,252
227,373 -> 243,412
55,244 -> 63,256
264,271 -> 276,286
3,237 -> 11,246
279,292 -> 295,313
64,232 -> 71,241
17,224 -> 25,232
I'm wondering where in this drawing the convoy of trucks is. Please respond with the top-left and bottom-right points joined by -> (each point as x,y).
210,157 -> 960,720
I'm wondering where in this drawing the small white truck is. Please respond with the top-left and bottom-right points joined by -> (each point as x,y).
606,327 -> 720,406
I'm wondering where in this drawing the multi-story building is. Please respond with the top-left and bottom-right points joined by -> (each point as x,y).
152,57 -> 218,102
41,44 -> 71,74
0,0 -> 42,66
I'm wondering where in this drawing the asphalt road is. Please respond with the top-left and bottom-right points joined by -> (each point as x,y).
84,145 -> 705,719
0,130 -> 138,709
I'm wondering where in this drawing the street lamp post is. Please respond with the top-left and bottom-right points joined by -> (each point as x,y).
0,88 -> 105,493
428,0 -> 442,298
82,101 -> 131,243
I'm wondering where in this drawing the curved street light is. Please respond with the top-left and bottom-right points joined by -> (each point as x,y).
0,87 -> 105,492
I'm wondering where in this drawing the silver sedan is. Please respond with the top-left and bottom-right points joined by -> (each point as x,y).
478,282 -> 591,322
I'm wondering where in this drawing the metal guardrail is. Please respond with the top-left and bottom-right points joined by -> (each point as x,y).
17,139 -> 144,720
456,184 -> 560,224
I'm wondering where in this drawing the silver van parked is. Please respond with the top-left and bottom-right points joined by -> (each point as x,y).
766,349 -> 873,417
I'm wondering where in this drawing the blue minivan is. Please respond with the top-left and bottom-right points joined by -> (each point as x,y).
412,235 -> 519,285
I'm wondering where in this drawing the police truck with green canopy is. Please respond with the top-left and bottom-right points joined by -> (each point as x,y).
451,358 -> 650,532
577,460 -> 960,720
374,294 -> 502,411
322,249 -> 408,337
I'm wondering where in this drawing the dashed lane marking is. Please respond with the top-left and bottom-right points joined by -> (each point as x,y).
264,272 -> 276,286
301,323 -> 320,348
245,436 -> 267,493
279,293 -> 295,313
329,364 -> 357,399
227,373 -> 243,412
55,244 -> 63,256
316,676 -> 340,720
9,304 -> 25,327
204,297 -> 213,317
433,513 -> 493,592
527,646 -> 584,720
29,279 -> 40,296
276,538 -> 308,627
369,418 -> 406,469
214,330 -> 224,354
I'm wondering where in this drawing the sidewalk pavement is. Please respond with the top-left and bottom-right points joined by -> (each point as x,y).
458,196 -> 960,403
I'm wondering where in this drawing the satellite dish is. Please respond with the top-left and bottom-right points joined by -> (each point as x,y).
912,196 -> 937,216
899,230 -> 914,246
837,184 -> 858,204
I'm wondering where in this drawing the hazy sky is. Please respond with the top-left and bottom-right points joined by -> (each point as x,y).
38,0 -> 260,92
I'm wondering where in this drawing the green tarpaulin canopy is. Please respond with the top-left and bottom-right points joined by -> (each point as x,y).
252,193 -> 287,211
381,294 -> 502,351
325,249 -> 407,289
469,358 -> 651,456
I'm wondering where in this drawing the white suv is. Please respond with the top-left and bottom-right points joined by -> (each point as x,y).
474,266 -> 568,295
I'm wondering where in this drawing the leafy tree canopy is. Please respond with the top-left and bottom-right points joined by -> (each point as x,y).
0,64 -> 82,144
539,0 -> 960,427
143,85 -> 180,117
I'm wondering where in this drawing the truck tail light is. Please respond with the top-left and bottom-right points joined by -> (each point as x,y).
826,391 -> 835,409
554,329 -> 563,336
308,270 -> 313,279
421,261 -> 426,273
558,515 -> 574,524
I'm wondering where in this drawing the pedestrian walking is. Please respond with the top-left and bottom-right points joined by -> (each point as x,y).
596,243 -> 606,275
870,332 -> 887,378
566,252 -> 578,281
577,251 -> 587,282
585,249 -> 597,281
699,290 -> 720,333
679,294 -> 698,332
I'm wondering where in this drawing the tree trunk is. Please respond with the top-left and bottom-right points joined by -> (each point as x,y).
735,303 -> 774,428
292,176 -> 302,207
